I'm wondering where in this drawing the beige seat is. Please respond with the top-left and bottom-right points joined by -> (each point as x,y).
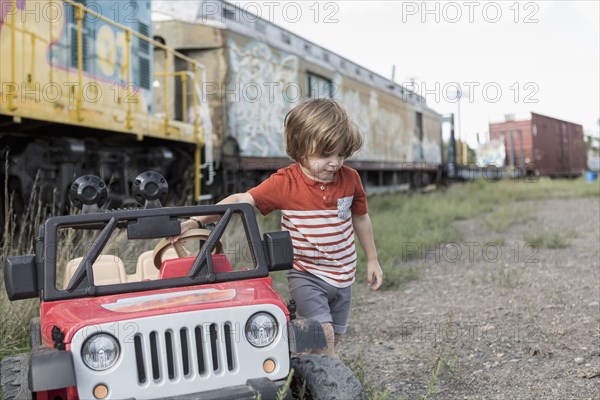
127,248 -> 178,283
63,255 -> 127,288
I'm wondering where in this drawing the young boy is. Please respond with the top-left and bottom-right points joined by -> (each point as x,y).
179,98 -> 382,356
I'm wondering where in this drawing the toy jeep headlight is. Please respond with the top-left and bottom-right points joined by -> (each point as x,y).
245,312 -> 278,347
81,333 -> 120,371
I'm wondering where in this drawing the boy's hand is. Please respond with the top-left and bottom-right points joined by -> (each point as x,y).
367,259 -> 383,291
169,219 -> 196,244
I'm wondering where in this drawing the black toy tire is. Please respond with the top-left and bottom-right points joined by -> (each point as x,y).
290,354 -> 363,400
1,353 -> 32,400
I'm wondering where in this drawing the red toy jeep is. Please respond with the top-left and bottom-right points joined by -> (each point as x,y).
1,173 -> 362,400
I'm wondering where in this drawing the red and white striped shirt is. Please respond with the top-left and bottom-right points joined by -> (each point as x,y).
248,164 -> 368,287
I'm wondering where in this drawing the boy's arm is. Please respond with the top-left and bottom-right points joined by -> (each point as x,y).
178,192 -> 256,234
352,213 -> 383,291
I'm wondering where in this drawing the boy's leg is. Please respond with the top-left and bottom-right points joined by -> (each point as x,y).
334,332 -> 342,346
288,271 -> 335,352
288,271 -> 352,356
320,322 -> 336,356
316,323 -> 344,356
324,284 -> 352,356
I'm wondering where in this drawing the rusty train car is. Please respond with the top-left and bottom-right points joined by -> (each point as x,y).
1,0 -> 443,226
489,113 -> 586,177
153,0 -> 443,194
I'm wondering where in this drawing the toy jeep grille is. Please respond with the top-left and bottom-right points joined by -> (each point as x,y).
133,323 -> 237,384
70,304 -> 290,399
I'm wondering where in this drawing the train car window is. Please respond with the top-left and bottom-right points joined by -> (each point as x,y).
416,112 -> 424,160
223,7 -> 236,21
255,23 -> 266,34
323,52 -> 330,62
281,32 -> 291,45
304,43 -> 312,53
307,73 -> 333,99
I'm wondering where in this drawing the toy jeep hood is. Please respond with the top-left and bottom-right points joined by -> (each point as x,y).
40,278 -> 287,346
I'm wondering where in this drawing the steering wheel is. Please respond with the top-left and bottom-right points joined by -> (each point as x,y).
152,228 -> 223,269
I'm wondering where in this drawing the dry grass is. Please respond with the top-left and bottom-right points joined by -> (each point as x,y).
1,159 -> 48,358
353,177 -> 597,289
1,173 -> 597,365
524,231 -> 570,249
344,351 -> 402,400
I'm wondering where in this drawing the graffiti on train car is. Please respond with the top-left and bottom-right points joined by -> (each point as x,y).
340,85 -> 429,163
218,25 -> 443,166
227,38 -> 298,157
424,115 -> 443,164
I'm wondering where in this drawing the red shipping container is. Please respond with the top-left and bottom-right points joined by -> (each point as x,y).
489,113 -> 586,177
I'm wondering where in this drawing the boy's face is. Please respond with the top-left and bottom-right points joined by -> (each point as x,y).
300,143 -> 345,182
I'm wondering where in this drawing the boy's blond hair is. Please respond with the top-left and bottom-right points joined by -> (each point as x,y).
285,98 -> 363,164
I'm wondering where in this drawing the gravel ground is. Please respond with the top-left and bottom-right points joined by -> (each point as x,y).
338,197 -> 600,400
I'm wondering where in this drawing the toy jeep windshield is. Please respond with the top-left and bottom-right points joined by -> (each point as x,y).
2,173 -> 362,400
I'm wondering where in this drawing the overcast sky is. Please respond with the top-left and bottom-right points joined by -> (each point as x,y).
225,1 -> 599,146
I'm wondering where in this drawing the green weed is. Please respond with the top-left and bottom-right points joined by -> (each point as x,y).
344,351 -> 402,400
471,266 -> 524,290
490,238 -> 506,246
276,369 -> 294,400
421,312 -> 461,400
525,232 -> 570,249
483,204 -> 534,233
1,159 -> 47,361
379,263 -> 423,290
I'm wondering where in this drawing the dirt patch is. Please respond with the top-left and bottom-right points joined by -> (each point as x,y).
338,197 -> 600,399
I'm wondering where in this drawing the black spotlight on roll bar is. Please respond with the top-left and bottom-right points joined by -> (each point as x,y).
132,171 -> 168,209
69,175 -> 107,214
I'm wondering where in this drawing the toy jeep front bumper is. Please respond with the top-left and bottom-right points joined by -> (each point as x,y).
159,378 -> 290,399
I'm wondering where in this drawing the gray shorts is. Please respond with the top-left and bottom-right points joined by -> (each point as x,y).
287,270 -> 352,334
